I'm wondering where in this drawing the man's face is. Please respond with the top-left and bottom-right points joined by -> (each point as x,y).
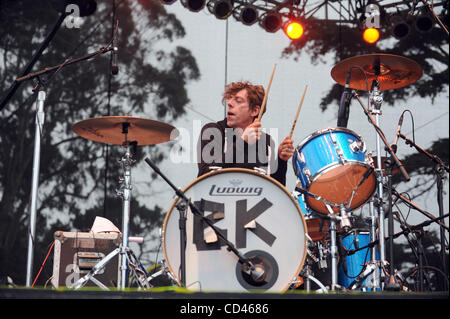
226,89 -> 259,130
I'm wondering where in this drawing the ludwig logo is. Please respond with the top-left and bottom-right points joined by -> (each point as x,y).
209,183 -> 263,196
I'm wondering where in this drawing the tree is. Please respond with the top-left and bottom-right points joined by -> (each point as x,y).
0,0 -> 200,285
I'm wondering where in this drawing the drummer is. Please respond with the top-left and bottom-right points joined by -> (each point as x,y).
197,81 -> 294,186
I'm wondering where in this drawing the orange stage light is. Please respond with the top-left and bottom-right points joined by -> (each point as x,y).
363,28 -> 380,43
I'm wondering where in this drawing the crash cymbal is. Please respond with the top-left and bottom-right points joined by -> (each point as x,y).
73,116 -> 179,146
331,54 -> 422,91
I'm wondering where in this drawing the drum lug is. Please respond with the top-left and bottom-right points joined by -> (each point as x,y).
349,140 -> 365,154
253,167 -> 267,175
298,151 -> 306,164
329,130 -> 345,164
302,167 -> 311,182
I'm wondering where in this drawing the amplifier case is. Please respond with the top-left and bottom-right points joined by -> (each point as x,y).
51,231 -> 121,288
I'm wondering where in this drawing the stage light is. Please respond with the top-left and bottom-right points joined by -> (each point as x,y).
181,0 -> 206,12
207,0 -> 233,20
390,15 -> 410,39
415,13 -> 434,33
259,11 -> 282,33
363,27 -> 380,43
233,5 -> 258,26
284,21 -> 304,40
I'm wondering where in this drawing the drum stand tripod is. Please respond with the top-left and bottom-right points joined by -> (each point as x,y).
354,82 -> 411,290
71,142 -> 150,290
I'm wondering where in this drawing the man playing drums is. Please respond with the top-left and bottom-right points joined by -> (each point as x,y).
197,81 -> 294,186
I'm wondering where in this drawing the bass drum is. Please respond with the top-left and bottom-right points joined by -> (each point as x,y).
162,168 -> 307,293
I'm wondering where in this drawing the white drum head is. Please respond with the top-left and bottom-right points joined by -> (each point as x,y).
162,168 -> 307,293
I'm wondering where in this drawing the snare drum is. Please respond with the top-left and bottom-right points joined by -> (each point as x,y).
162,168 -> 307,292
293,128 -> 376,215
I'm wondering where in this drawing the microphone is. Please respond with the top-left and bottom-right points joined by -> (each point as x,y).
111,20 -> 119,75
251,264 -> 266,282
337,69 -> 353,128
391,113 -> 404,153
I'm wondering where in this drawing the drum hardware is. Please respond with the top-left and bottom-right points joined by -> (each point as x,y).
144,260 -> 179,288
144,161 -> 268,290
253,167 -> 267,175
71,116 -> 178,290
399,133 -> 449,285
331,53 -> 423,291
327,207 -> 341,290
174,199 -> 188,287
352,90 -> 411,290
295,266 -> 329,293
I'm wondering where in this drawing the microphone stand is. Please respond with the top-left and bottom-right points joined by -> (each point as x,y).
399,133 -> 449,287
144,157 -> 253,287
353,90 -> 410,290
4,10 -> 76,287
17,44 -> 115,287
0,12 -> 69,113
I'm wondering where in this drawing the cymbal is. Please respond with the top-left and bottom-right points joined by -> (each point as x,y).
73,116 -> 179,146
331,54 -> 422,91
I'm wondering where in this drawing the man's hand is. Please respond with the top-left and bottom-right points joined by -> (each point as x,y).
241,120 -> 262,145
278,136 -> 294,161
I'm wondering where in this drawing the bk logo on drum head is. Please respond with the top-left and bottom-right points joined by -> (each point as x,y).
162,168 -> 307,292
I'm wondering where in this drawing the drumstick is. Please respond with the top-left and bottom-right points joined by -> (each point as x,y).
289,84 -> 308,139
257,63 -> 277,122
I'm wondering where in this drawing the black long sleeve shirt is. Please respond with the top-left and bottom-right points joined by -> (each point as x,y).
197,118 -> 288,186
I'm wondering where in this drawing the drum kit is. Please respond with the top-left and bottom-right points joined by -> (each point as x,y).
68,53 -> 446,293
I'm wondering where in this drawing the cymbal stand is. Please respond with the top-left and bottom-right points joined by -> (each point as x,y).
116,140 -> 134,289
71,139 -> 148,290
354,87 -> 411,290
325,204 -> 342,291
368,80 -> 387,290
367,200 -> 381,289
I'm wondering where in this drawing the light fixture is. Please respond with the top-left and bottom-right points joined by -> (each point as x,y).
390,14 -> 410,39
259,11 -> 282,33
181,0 -> 206,12
415,13 -> 434,33
207,0 -> 233,20
363,27 -> 380,43
283,20 -> 304,40
233,4 -> 258,25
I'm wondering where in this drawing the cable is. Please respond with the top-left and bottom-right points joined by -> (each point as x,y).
31,241 -> 55,287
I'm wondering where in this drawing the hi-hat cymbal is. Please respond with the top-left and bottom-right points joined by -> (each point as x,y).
331,54 -> 422,91
73,116 -> 179,146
